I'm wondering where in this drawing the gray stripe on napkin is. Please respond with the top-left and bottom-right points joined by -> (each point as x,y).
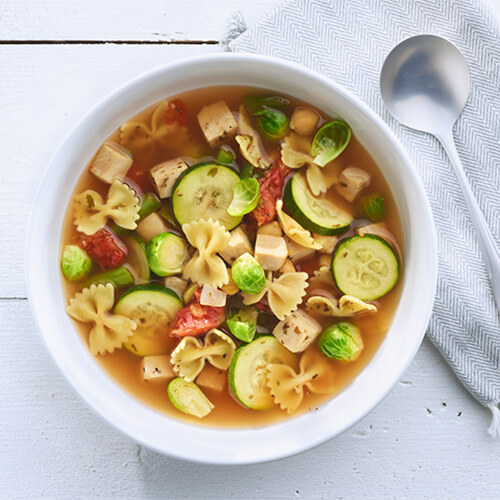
229,0 -> 500,433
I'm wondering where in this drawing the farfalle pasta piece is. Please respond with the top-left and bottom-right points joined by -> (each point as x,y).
242,271 -> 309,320
306,295 -> 378,317
276,199 -> 321,250
119,100 -> 183,151
235,105 -> 273,169
170,329 -> 236,382
280,136 -> 315,169
73,179 -> 140,235
305,162 -> 341,196
267,349 -> 335,414
182,218 -> 230,287
66,283 -> 136,356
308,265 -> 335,290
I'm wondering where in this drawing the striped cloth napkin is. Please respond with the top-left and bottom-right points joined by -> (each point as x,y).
228,0 -> 500,435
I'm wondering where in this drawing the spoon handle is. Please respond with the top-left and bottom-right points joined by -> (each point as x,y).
437,129 -> 500,314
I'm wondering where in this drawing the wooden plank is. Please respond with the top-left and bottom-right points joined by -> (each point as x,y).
1,298 -> 498,498
0,44 -> 220,298
0,0 -> 283,41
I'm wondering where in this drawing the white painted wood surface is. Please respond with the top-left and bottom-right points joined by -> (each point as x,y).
1,2 -> 499,498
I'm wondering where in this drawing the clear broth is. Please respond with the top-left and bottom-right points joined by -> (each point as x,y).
62,86 -> 404,428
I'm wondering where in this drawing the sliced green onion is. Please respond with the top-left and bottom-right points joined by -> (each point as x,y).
227,178 -> 260,217
138,193 -> 161,221
85,266 -> 135,288
239,163 -> 254,179
217,147 -> 236,165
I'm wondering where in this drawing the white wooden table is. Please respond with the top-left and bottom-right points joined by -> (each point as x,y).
2,1 -> 499,498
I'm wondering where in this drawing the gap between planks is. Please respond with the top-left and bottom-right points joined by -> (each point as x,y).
0,40 -> 219,45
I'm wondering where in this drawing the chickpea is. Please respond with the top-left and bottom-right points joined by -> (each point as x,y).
290,107 -> 320,136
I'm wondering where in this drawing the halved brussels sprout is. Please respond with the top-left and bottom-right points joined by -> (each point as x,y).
167,377 -> 214,419
61,245 -> 92,281
255,107 -> 289,140
245,95 -> 290,113
361,193 -> 386,222
231,253 -> 266,295
227,178 -> 260,217
226,307 -> 259,343
311,120 -> 351,166
146,232 -> 188,277
318,322 -> 363,361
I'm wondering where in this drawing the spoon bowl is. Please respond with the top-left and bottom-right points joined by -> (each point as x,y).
380,35 -> 470,135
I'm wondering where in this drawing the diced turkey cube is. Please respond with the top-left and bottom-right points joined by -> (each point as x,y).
136,212 -> 168,242
272,310 -> 322,353
164,276 -> 188,297
257,221 -> 282,237
199,284 -> 227,307
197,100 -> 238,147
254,234 -> 288,271
219,227 -> 253,265
150,157 -> 188,199
335,167 -> 371,202
285,236 -> 315,263
89,141 -> 133,184
196,365 -> 226,392
141,355 -> 175,381
313,233 -> 339,254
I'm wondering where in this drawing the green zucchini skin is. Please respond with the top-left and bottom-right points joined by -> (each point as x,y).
115,284 -> 183,356
283,175 -> 352,236
228,336 -> 296,410
332,234 -> 399,301
172,162 -> 242,230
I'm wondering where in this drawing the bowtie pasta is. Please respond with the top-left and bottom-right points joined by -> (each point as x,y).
60,86 -> 402,426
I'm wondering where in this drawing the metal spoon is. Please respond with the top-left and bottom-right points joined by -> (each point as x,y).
380,34 -> 500,312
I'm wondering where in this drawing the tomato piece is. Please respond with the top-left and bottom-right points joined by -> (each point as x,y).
170,289 -> 225,337
248,161 -> 290,226
126,167 -> 151,193
165,99 -> 187,126
79,228 -> 127,271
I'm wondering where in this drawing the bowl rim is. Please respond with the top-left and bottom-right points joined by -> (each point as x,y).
25,52 -> 438,465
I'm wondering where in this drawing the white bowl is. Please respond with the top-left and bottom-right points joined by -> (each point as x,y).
26,53 -> 437,464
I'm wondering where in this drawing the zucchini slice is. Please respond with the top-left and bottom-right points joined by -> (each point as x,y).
332,234 -> 399,300
284,174 -> 352,235
228,336 -> 296,410
115,284 -> 183,356
172,162 -> 243,230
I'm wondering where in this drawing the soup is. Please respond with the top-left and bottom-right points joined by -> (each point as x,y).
61,86 -> 403,427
